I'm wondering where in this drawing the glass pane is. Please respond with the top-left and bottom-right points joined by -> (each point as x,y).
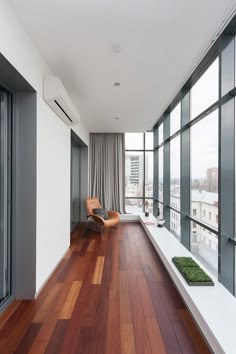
170,210 -> 181,241
125,133 -> 143,150
145,152 -> 153,198
191,110 -> 218,230
191,222 -> 218,277
125,199 -> 143,213
158,147 -> 163,202
145,132 -> 153,150
145,199 -> 153,214
190,58 -> 219,119
170,103 -> 181,136
154,128 -> 158,148
125,152 -> 144,197
158,123 -> 163,145
170,135 -> 180,210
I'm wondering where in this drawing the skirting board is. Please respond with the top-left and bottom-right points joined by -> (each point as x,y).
34,246 -> 70,298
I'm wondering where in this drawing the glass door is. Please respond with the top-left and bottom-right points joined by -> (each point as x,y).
0,89 -> 12,307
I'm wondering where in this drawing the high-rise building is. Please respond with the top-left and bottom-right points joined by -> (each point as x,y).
126,154 -> 143,186
207,167 -> 218,192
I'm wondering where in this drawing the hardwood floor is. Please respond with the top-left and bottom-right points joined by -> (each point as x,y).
0,222 -> 211,354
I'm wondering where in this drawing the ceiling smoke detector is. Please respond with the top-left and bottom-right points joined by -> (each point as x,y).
115,117 -> 119,120
112,42 -> 121,53
114,82 -> 120,87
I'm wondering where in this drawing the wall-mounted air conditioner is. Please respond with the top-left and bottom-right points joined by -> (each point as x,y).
43,75 -> 80,126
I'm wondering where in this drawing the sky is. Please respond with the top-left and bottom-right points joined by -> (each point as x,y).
191,110 -> 218,179
125,132 -> 153,150
165,58 -> 219,180
170,109 -> 218,180
125,108 -> 218,181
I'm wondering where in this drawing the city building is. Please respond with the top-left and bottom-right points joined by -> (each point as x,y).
207,167 -> 218,193
126,153 -> 143,190
170,187 -> 218,275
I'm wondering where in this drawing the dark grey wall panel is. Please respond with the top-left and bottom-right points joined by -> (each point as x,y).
80,147 -> 88,222
71,130 -> 88,224
0,53 -> 37,302
0,54 -> 34,92
14,92 -> 37,299
71,145 -> 80,223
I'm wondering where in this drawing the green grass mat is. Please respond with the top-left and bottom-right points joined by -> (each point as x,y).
172,257 -> 199,268
172,256 -> 214,286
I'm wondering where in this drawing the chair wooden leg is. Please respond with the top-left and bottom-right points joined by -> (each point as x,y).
87,221 -> 101,233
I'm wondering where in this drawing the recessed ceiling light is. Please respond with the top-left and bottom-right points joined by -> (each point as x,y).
112,42 -> 121,53
114,82 -> 120,87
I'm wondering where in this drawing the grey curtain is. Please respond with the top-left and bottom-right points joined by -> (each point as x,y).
90,133 -> 125,212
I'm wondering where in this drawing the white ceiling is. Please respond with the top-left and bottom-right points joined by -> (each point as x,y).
9,0 -> 236,132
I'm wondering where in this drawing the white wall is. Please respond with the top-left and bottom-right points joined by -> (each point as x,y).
0,0 -> 89,292
36,100 -> 71,290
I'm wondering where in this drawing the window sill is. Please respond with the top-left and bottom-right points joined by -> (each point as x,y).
139,213 -> 236,354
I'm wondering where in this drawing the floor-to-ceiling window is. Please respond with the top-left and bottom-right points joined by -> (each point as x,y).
155,59 -> 219,277
190,109 -> 218,276
0,88 -> 12,308
153,21 -> 236,295
125,132 -> 153,213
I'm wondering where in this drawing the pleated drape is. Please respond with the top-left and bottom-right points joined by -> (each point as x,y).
89,133 -> 125,213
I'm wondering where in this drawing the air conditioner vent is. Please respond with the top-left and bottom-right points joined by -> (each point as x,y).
54,100 -> 73,123
44,75 -> 80,126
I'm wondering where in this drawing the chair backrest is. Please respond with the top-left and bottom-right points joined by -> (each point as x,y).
86,197 -> 102,216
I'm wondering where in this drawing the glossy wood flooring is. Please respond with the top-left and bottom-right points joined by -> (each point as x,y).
0,222 -> 211,354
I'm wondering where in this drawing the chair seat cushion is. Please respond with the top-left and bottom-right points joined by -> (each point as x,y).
93,208 -> 109,220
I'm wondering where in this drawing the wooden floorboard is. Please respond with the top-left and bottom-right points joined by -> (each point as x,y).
45,320 -> 69,354
14,323 -> 42,354
0,222 -> 211,354
120,323 -> 136,354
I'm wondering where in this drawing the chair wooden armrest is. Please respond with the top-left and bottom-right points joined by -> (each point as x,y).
91,214 -> 105,225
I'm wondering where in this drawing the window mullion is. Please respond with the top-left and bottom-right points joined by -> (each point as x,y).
219,34 -> 235,294
181,92 -> 191,250
163,113 -> 170,230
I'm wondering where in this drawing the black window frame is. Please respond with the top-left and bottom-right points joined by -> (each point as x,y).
153,14 -> 236,295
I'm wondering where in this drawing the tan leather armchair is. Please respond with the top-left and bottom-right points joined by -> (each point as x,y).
85,197 -> 120,233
